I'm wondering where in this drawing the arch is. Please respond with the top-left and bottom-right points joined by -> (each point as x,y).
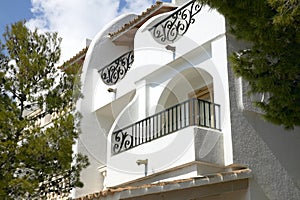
156,67 -> 213,113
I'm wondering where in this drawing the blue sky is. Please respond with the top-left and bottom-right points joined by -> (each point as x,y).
0,0 -> 171,62
0,0 -> 33,38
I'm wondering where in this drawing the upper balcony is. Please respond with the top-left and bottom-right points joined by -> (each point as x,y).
112,98 -> 220,155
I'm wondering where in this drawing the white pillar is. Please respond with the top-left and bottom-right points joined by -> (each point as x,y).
98,165 -> 107,190
135,79 -> 148,118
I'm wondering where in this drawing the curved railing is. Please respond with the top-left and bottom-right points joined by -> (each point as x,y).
148,0 -> 203,44
111,98 -> 221,155
98,50 -> 134,85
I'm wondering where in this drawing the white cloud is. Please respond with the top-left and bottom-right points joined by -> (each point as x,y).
26,0 -> 154,63
118,0 -> 154,14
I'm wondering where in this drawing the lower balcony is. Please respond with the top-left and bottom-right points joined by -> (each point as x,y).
112,98 -> 221,155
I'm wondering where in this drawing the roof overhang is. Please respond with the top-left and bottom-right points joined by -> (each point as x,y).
75,163 -> 251,200
110,2 -> 178,46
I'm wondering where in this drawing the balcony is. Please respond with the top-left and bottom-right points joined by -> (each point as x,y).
112,98 -> 221,155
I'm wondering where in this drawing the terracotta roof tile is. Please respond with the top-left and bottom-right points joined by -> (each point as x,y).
108,1 -> 177,40
63,46 -> 88,66
75,166 -> 251,200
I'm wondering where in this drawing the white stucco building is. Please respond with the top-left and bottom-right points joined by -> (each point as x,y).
74,0 -> 300,199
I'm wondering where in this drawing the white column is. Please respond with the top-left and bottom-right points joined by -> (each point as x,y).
98,165 -> 107,190
135,79 -> 148,118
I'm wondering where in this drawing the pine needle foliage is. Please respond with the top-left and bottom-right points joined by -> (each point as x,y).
0,21 -> 89,199
199,0 -> 300,129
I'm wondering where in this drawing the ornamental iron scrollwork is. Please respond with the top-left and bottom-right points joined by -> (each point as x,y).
149,0 -> 203,44
98,50 -> 134,85
112,129 -> 133,155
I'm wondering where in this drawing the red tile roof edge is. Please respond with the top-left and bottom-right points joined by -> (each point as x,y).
61,46 -> 88,67
108,1 -> 177,39
75,167 -> 251,200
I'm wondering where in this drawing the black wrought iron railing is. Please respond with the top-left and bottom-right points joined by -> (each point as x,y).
111,98 -> 221,155
148,0 -> 203,44
98,50 -> 134,85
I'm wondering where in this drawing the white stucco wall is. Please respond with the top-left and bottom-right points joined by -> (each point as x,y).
76,13 -> 138,198
107,127 -> 197,187
105,5 -> 233,187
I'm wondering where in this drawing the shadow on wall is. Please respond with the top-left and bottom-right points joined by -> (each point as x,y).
243,110 -> 300,190
194,128 -> 224,165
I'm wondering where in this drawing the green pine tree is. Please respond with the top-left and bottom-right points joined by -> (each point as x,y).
199,0 -> 300,129
0,21 -> 89,199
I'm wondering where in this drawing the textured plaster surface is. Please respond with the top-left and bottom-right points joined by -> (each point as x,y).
226,34 -> 300,199
194,128 -> 224,165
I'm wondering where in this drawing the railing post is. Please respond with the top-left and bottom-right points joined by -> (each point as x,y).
183,102 -> 186,127
175,106 -> 178,131
203,101 -> 207,127
213,104 -> 216,129
191,98 -> 195,125
208,101 -> 211,127
197,99 -> 199,126
132,125 -> 135,147
218,105 -> 221,130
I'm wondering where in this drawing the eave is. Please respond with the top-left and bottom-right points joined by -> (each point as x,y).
109,2 -> 178,46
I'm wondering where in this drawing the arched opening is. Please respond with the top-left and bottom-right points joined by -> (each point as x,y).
156,67 -> 214,113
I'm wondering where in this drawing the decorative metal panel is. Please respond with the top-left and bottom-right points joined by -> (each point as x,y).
112,130 -> 133,154
98,50 -> 134,85
149,0 -> 203,44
